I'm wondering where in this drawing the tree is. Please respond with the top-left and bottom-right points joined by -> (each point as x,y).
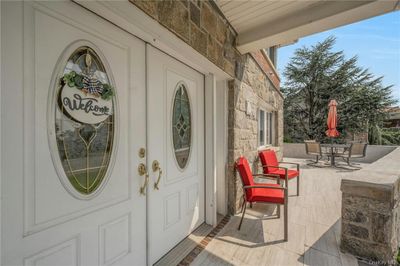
282,36 -> 396,143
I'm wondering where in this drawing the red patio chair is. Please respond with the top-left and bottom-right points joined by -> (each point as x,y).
259,150 -> 300,196
235,157 -> 288,241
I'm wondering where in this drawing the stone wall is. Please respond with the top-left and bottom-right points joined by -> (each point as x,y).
227,54 -> 284,214
250,50 -> 280,89
130,0 -> 239,77
341,147 -> 400,263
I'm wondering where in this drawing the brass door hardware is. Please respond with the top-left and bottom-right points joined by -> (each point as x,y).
152,160 -> 163,190
138,148 -> 146,158
138,163 -> 149,195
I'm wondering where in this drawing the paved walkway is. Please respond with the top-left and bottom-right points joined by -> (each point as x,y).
192,159 -> 365,266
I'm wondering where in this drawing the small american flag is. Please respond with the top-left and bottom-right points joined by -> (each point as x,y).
82,75 -> 104,96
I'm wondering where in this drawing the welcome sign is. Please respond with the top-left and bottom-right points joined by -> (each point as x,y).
60,84 -> 113,124
58,68 -> 115,125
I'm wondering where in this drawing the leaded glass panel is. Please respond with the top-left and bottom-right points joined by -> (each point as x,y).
172,83 -> 191,169
55,46 -> 115,195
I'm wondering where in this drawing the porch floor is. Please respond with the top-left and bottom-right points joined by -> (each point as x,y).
191,158 -> 366,266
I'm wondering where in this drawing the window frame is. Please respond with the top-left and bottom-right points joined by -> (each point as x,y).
258,108 -> 275,147
258,109 -> 266,147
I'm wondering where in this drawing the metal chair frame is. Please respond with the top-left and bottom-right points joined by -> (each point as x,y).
336,142 -> 368,168
261,162 -> 300,196
304,141 -> 324,164
235,164 -> 288,241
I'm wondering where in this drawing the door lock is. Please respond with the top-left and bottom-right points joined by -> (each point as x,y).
138,148 -> 146,158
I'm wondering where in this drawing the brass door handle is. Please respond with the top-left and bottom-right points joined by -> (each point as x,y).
138,163 -> 149,195
152,160 -> 163,190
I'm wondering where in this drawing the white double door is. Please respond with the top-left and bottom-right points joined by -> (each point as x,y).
1,1 -> 204,265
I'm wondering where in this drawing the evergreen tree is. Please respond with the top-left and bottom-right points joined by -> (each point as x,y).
282,36 -> 396,143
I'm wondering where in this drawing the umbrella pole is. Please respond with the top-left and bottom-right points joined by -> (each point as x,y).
330,137 -> 335,166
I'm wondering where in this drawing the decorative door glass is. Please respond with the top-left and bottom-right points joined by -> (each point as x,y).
54,46 -> 115,196
172,82 -> 191,169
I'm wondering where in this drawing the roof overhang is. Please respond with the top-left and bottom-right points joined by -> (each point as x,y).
215,0 -> 400,53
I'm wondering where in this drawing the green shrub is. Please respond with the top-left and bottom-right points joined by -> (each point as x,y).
397,247 -> 400,264
368,124 -> 382,145
381,128 -> 400,145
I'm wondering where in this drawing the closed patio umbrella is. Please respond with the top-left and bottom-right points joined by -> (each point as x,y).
325,99 -> 340,166
326,99 -> 339,138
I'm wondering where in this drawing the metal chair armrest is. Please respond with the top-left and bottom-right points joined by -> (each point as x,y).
261,165 -> 288,170
243,185 -> 285,190
261,165 -> 289,186
279,162 -> 299,166
253,173 -> 280,179
279,161 -> 300,171
334,153 -> 349,158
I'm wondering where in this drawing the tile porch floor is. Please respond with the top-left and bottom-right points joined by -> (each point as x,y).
190,158 -> 365,266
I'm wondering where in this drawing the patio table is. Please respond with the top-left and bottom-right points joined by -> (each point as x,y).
320,143 -> 350,166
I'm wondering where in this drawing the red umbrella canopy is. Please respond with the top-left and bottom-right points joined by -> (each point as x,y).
326,99 -> 340,137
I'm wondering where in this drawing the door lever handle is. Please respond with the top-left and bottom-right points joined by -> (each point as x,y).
138,163 -> 149,195
152,160 -> 163,190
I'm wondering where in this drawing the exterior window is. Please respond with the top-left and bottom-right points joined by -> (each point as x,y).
54,46 -> 115,196
172,82 -> 191,169
264,46 -> 277,66
259,109 -> 275,146
259,110 -> 265,146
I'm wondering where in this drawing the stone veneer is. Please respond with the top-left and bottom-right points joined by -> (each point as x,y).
341,147 -> 400,263
227,54 -> 284,214
130,0 -> 239,77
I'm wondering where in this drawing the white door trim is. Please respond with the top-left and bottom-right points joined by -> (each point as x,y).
205,74 -> 217,226
75,1 -> 222,227
216,80 -> 228,216
0,1 -> 2,262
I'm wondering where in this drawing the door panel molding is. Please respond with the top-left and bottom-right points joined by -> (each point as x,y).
98,213 -> 131,266
23,236 -> 80,266
164,68 -> 199,186
163,192 -> 182,230
23,3 -> 132,235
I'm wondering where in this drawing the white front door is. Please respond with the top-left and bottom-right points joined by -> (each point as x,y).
147,46 -> 205,264
2,2 -> 147,265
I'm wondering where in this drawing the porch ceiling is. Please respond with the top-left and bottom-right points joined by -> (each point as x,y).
215,0 -> 400,53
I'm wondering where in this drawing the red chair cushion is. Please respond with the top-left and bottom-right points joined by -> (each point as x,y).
250,183 -> 284,204
259,150 -> 279,174
236,157 -> 286,203
269,169 -> 299,179
235,157 -> 255,200
235,157 -> 255,186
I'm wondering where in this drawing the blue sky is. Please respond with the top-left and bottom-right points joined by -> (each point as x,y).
277,11 -> 400,102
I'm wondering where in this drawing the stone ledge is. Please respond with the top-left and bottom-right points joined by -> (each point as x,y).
340,147 -> 400,262
341,147 -> 400,204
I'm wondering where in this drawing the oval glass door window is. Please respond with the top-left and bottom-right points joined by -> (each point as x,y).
54,45 -> 115,196
172,82 -> 192,169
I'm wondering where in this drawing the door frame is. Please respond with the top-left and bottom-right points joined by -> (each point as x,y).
0,1 -> 2,261
74,0 -> 230,227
